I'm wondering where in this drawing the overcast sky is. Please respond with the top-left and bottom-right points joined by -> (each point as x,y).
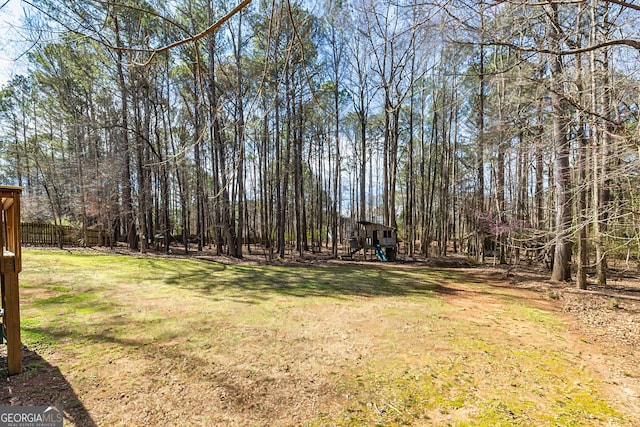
0,0 -> 27,86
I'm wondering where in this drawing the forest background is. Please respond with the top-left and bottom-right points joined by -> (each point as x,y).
1,0 -> 640,288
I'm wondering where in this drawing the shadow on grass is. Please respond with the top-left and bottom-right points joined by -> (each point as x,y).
23,250 -> 482,302
156,258 -> 537,305
0,347 -> 97,427
19,320 -> 268,421
155,260 -> 467,301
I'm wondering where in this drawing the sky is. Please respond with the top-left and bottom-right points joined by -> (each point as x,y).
0,0 -> 27,86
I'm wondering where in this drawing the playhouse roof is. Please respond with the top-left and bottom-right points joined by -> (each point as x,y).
356,221 -> 396,230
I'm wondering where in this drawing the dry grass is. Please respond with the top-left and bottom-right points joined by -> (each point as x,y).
1,249 -> 637,426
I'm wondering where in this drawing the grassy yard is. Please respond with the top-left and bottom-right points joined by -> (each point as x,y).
2,249 -> 635,426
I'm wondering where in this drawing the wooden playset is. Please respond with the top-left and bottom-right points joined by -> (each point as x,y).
343,221 -> 398,261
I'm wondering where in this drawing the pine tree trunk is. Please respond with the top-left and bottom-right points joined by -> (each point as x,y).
548,2 -> 573,282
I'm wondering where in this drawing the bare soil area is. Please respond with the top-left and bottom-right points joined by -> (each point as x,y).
474,264 -> 640,421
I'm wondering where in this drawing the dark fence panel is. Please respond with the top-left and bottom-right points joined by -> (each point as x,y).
21,223 -> 111,247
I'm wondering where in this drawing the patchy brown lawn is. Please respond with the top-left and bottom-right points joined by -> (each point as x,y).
1,249 -> 639,426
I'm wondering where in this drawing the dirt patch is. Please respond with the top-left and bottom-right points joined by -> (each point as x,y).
471,263 -> 640,422
486,263 -> 640,348
0,347 -> 97,426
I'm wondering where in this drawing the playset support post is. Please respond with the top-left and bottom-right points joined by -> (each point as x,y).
1,186 -> 23,375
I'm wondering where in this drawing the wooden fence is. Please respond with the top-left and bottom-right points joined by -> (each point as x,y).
21,222 -> 111,247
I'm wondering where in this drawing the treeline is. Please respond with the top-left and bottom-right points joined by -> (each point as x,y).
1,0 -> 639,286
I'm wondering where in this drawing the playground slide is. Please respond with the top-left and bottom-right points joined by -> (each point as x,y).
374,244 -> 388,262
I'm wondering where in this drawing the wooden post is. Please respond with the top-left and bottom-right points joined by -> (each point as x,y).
1,186 -> 22,375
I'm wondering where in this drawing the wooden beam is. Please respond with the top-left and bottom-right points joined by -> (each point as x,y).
2,272 -> 22,374
0,186 -> 22,374
2,197 -> 13,210
0,255 -> 16,273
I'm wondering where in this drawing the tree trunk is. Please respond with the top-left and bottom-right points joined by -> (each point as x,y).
234,10 -> 245,258
548,2 -> 573,282
476,35 -> 485,264
113,15 -> 137,250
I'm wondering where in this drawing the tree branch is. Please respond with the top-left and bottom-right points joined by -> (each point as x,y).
597,0 -> 640,12
130,0 -> 254,66
94,0 -> 191,35
24,0 -> 254,66
485,37 -> 640,55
